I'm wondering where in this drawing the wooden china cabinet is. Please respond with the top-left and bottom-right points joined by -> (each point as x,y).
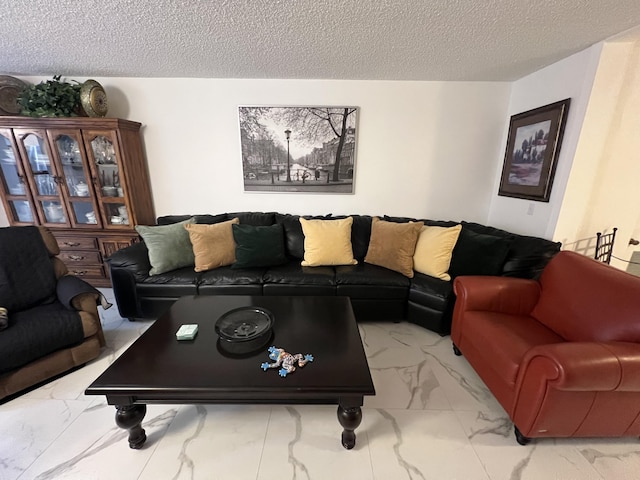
0,116 -> 155,287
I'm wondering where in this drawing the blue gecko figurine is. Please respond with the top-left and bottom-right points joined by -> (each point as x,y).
261,346 -> 314,377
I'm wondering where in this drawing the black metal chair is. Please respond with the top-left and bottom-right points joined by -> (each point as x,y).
595,227 -> 617,264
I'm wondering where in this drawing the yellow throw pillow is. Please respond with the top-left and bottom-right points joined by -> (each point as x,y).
413,224 -> 462,280
364,217 -> 424,278
299,217 -> 357,266
184,218 -> 239,272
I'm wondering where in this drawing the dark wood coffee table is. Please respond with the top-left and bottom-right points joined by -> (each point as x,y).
85,295 -> 375,449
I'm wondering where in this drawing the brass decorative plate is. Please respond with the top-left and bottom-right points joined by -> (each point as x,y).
80,79 -> 108,117
0,76 -> 27,115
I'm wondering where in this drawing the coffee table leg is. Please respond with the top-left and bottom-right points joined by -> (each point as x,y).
115,404 -> 147,449
337,405 -> 362,449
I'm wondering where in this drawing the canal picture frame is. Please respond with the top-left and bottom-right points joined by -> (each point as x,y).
238,106 -> 358,193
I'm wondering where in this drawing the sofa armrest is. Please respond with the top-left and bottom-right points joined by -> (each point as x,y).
107,241 -> 151,280
453,276 -> 540,315
518,342 -> 640,392
107,242 -> 151,319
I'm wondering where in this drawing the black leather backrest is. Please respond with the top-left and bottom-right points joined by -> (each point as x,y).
461,221 -> 561,279
275,213 -> 332,260
227,212 -> 276,226
331,215 -> 372,262
156,214 -> 228,225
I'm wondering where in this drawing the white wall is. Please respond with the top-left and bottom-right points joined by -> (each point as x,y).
486,45 -> 603,239
1,78 -> 510,225
554,39 -> 640,269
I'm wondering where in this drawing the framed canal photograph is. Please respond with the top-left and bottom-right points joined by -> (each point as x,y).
238,106 -> 358,193
498,98 -> 570,202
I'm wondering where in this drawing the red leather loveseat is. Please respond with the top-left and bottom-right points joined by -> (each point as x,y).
451,250 -> 640,444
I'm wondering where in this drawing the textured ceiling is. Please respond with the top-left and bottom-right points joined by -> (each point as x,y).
2,0 -> 640,81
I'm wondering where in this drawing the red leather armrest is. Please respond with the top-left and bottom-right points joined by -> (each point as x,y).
453,276 -> 540,315
518,342 -> 640,392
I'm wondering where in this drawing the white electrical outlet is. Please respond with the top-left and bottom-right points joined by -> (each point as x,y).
527,203 -> 535,215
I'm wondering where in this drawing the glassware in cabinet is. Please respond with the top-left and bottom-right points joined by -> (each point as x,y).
0,132 -> 37,225
49,130 -> 101,228
90,134 -> 122,198
86,132 -> 130,228
13,129 -> 70,226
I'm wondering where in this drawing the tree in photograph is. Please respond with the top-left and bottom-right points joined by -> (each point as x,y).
239,107 -> 278,171
276,107 -> 356,182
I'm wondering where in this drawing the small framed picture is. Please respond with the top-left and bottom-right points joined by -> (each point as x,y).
498,99 -> 571,202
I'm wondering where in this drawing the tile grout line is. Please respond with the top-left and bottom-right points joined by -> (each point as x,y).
254,405 -> 273,480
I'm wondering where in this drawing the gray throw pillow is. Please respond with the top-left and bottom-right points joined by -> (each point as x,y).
135,218 -> 195,275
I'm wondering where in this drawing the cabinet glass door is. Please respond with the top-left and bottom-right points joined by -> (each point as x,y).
53,132 -> 100,227
0,132 -> 35,223
88,134 -> 129,227
17,131 -> 68,225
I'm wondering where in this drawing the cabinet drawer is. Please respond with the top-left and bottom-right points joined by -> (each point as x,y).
59,250 -> 102,264
66,265 -> 106,279
56,236 -> 99,250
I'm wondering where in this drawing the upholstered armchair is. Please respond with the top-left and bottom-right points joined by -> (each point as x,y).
0,226 -> 107,401
451,251 -> 640,444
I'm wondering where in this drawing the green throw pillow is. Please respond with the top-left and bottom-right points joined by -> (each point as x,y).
448,228 -> 512,278
136,218 -> 195,275
232,223 -> 287,269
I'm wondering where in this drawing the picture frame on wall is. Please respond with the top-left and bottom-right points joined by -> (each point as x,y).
238,106 -> 358,194
498,98 -> 571,202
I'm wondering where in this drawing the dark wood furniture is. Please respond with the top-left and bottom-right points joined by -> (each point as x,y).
85,295 -> 375,449
0,117 -> 155,286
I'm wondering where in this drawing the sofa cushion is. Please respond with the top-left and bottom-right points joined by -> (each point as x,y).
449,227 -> 512,278
135,218 -> 196,276
0,226 -> 57,312
299,217 -> 357,266
461,221 -> 560,279
386,215 -> 458,229
157,214 -> 228,225
532,251 -> 640,342
139,266 -> 199,286
156,214 -> 193,225
413,224 -> 462,280
232,223 -> 287,269
0,302 -> 84,374
197,265 -> 266,286
335,263 -> 409,299
383,215 -> 417,223
364,217 -> 423,278
502,235 -> 562,279
460,311 -> 563,385
350,215 -> 372,261
185,218 -> 240,272
335,263 -> 410,287
263,261 -> 335,286
330,215 -> 372,261
409,273 -> 454,310
275,213 -> 331,260
228,211 -> 276,226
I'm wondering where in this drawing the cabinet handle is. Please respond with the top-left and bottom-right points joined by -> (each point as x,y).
63,241 -> 81,247
68,254 -> 85,261
71,270 -> 87,276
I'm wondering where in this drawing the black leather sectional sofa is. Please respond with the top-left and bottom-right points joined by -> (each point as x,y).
107,211 -> 561,335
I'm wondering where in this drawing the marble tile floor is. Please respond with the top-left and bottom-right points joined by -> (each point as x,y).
1,290 -> 639,480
